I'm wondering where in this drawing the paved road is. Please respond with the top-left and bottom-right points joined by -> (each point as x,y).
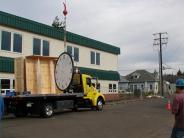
1,99 -> 174,138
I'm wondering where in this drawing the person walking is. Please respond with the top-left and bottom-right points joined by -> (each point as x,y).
171,79 -> 184,138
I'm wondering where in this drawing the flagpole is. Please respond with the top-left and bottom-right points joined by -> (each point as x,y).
63,0 -> 67,52
64,15 -> 66,52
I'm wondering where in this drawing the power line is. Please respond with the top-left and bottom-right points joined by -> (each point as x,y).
153,32 -> 168,96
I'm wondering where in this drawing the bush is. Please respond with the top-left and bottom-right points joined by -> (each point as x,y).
144,91 -> 154,96
134,89 -> 141,97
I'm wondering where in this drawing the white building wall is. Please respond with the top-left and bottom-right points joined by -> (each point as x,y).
0,25 -> 119,94
99,80 -> 118,94
0,25 -> 118,71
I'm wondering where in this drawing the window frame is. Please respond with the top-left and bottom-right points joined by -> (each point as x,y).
96,52 -> 100,65
90,51 -> 95,64
0,30 -> 23,54
32,38 -> 50,56
74,47 -> 79,62
113,84 -> 117,92
90,51 -> 101,65
67,46 -> 79,62
109,84 -> 112,92
33,38 -> 41,55
42,40 -> 50,56
1,31 -> 11,51
13,33 -> 22,53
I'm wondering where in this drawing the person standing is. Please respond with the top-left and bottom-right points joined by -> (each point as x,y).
0,94 -> 4,120
0,94 -> 4,138
171,79 -> 184,138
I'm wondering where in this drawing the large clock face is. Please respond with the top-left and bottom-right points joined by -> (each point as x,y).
55,52 -> 74,91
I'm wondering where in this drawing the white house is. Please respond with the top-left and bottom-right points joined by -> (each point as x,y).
119,70 -> 159,94
0,11 -> 120,100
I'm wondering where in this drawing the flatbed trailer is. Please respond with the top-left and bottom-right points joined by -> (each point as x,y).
3,93 -> 95,118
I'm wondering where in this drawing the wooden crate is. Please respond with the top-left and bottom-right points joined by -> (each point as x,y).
15,56 -> 62,94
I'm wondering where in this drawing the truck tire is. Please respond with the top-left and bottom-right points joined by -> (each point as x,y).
97,98 -> 103,111
95,98 -> 104,111
40,103 -> 54,118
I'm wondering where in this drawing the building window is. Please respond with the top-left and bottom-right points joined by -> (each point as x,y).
91,51 -> 95,64
91,51 -> 100,65
67,46 -> 72,56
1,79 -> 10,89
109,84 -> 112,92
33,38 -> 41,55
150,84 -> 153,90
96,53 -> 100,65
134,85 -> 137,91
33,38 -> 50,56
1,31 -> 11,51
74,47 -> 79,62
67,46 -> 79,62
42,40 -> 49,56
113,84 -> 116,92
1,31 -> 22,53
0,79 -> 14,95
130,85 -> 133,92
13,33 -> 22,53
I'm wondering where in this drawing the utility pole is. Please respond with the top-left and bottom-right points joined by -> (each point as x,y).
153,32 -> 168,96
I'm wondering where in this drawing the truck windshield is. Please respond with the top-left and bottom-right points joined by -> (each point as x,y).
71,73 -> 83,93
72,74 -> 81,85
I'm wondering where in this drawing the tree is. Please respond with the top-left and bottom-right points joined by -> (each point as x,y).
177,69 -> 183,76
52,16 -> 64,29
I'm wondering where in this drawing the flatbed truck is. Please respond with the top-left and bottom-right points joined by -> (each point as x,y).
3,52 -> 105,118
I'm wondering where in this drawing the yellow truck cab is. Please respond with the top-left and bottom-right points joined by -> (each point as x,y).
72,73 -> 105,111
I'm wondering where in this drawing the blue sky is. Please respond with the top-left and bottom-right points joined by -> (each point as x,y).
1,0 -> 184,75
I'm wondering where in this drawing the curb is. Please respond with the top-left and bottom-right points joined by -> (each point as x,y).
106,98 -> 148,105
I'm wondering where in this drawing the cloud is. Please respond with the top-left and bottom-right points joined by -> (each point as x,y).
1,0 -> 184,75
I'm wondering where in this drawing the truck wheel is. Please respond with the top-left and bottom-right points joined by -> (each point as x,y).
41,103 -> 54,118
96,98 -> 104,111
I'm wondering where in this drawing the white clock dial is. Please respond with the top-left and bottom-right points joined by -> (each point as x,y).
55,52 -> 74,91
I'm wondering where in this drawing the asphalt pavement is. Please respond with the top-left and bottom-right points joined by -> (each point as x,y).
1,99 -> 174,138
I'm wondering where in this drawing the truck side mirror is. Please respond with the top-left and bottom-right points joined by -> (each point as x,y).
96,83 -> 100,89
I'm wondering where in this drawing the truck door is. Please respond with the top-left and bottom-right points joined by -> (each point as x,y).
85,77 -> 93,96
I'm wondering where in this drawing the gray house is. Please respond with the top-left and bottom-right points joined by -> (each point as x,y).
119,70 -> 159,94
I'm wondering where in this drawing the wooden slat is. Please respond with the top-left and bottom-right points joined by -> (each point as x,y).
14,57 -> 25,92
50,60 -> 56,94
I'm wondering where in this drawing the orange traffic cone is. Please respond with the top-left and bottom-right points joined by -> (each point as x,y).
166,99 -> 171,110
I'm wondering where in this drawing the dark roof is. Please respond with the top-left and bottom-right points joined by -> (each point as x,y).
126,70 -> 158,83
0,11 -> 120,55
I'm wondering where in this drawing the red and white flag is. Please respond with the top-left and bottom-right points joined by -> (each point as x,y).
63,2 -> 68,16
